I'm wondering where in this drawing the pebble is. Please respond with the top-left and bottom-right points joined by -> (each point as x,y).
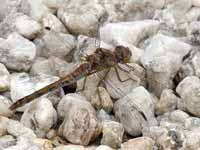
21,97 -> 57,138
0,96 -> 13,117
0,63 -> 10,92
114,86 -> 157,136
101,121 -> 124,148
57,94 -> 101,146
0,32 -> 36,71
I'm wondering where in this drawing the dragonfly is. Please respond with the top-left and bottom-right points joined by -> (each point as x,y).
9,45 -> 132,110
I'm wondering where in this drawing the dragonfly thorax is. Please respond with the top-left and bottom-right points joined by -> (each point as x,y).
114,46 -> 131,64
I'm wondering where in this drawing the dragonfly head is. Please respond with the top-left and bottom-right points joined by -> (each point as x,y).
115,46 -> 132,63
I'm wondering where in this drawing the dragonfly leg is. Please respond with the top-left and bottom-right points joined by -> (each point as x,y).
114,66 -> 133,82
76,76 -> 87,92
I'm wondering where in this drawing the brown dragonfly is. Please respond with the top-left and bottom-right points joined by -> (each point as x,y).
9,45 -> 132,110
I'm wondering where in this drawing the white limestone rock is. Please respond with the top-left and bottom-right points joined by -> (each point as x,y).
101,121 -> 124,149
141,33 -> 191,96
155,89 -> 179,115
187,21 -> 200,44
34,30 -> 75,58
0,96 -> 13,117
121,137 -> 155,150
7,120 -> 37,138
42,13 -> 68,33
15,14 -> 41,39
100,20 -> 160,46
0,33 -> 36,71
114,86 -> 157,136
176,76 -> 200,117
21,98 -> 57,138
10,73 -> 59,111
192,0 -> 200,7
0,63 -> 10,92
0,135 -> 16,149
57,0 -> 106,36
57,93 -> 101,146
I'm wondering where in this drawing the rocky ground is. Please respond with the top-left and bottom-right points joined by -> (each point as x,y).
0,0 -> 200,150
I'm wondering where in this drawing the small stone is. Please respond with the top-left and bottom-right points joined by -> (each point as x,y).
176,76 -> 200,117
57,93 -> 101,146
32,138 -> 53,150
192,0 -> 200,7
0,33 -> 36,71
15,14 -> 41,39
121,137 -> 155,150
7,120 -> 37,138
57,0 -> 106,36
114,86 -> 157,136
0,63 -> 10,92
100,20 -> 160,46
53,145 -> 85,150
42,13 -> 68,33
155,89 -> 178,115
101,121 -> 124,149
0,116 -> 9,136
0,95 -> 13,117
141,33 -> 191,96
0,135 -> 16,149
187,21 -> 200,44
21,98 -> 57,138
97,109 -> 113,122
34,30 -> 75,58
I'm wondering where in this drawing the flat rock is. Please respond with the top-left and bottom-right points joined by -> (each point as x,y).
141,33 -> 191,96
0,33 -> 36,71
57,93 -> 101,146
176,76 -> 200,117
101,121 -> 124,148
0,96 -> 13,117
34,30 -> 75,58
114,86 -> 157,136
0,63 -> 10,92
21,98 -> 57,138
57,0 -> 106,36
121,137 -> 155,150
7,120 -> 36,138
100,20 -> 160,46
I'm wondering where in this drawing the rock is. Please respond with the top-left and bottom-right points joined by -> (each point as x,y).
57,0 -> 106,36
0,13 -> 41,39
4,136 -> 52,150
0,96 -> 13,117
0,33 -> 36,71
141,33 -> 191,96
42,13 -> 68,33
176,76 -> 200,117
100,20 -> 160,46
0,135 -> 16,149
95,145 -> 114,150
0,63 -> 10,92
21,98 -> 57,138
97,109 -> 113,122
7,120 -> 36,138
185,7 -> 200,23
24,0 -> 52,21
104,63 -> 146,99
187,21 -> 200,44
10,73 -> 59,111
114,86 -> 157,136
53,145 -> 85,150
42,0 -> 61,10
0,116 -> 9,136
15,14 -> 41,39
34,30 -> 75,58
91,87 -> 113,113
155,89 -> 178,115
121,137 -> 155,150
101,121 -> 124,148
192,0 -> 200,7
57,93 -> 101,146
